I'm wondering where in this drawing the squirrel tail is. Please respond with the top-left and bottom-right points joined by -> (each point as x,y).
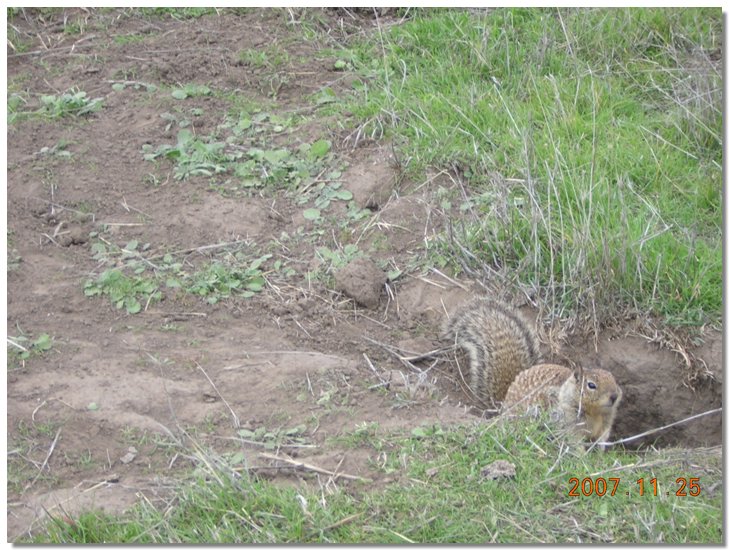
444,298 -> 540,405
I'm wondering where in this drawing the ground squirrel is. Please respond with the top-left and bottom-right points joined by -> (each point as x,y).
502,363 -> 623,443
445,298 -> 622,442
444,298 -> 540,406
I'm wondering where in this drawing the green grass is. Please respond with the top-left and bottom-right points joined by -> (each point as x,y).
26,419 -> 722,543
344,8 -> 721,327
238,45 -> 290,69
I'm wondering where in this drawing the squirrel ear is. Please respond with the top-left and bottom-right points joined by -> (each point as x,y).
573,364 -> 584,382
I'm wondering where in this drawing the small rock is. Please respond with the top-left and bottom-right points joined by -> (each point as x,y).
334,257 -> 387,308
119,447 -> 138,465
57,226 -> 89,247
481,459 -> 516,481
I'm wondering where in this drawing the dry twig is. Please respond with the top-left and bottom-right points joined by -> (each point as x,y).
194,360 -> 240,429
600,407 -> 722,447
25,428 -> 61,491
259,452 -> 371,482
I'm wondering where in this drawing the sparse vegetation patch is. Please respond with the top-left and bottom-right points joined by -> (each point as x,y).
84,237 -> 279,311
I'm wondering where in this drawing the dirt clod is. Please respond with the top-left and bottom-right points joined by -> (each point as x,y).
334,257 -> 387,308
119,447 -> 138,465
481,459 -> 516,481
57,226 -> 89,247
345,145 -> 397,209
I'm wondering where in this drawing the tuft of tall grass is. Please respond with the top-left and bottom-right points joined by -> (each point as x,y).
346,8 -> 721,326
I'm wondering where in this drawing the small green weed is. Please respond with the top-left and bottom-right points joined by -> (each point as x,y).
65,449 -> 95,470
7,332 -> 53,369
111,80 -> 158,93
236,139 -> 339,192
90,237 -> 151,266
223,109 -> 293,136
8,248 -> 22,271
8,88 -> 102,122
84,269 -> 161,314
333,421 -> 382,448
38,89 -> 103,118
237,49 -> 268,68
62,20 -> 84,35
238,45 -> 290,69
312,87 -> 337,106
236,424 -> 308,450
159,108 -> 204,131
171,84 -> 212,100
300,179 -> 353,222
113,33 -> 149,45
143,129 -> 229,180
36,140 -> 73,159
333,58 -> 351,71
7,26 -> 31,53
7,92 -> 28,123
315,244 -> 361,274
183,254 -> 271,304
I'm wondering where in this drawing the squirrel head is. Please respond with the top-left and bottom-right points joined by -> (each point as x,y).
573,366 -> 623,410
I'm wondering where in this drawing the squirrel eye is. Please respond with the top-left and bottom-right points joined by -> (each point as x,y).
587,381 -> 597,390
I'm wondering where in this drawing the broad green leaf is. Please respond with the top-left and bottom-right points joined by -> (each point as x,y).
411,427 -> 428,438
245,281 -> 265,292
302,208 -> 321,221
126,299 -> 142,314
388,269 -> 403,281
166,278 -> 182,288
32,333 -> 52,352
334,190 -> 353,200
309,139 -> 331,159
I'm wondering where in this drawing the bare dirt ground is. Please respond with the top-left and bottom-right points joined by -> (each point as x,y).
6,8 -> 722,540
